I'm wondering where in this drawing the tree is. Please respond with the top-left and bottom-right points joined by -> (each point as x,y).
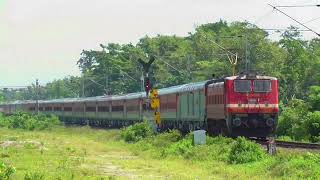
308,86 -> 320,111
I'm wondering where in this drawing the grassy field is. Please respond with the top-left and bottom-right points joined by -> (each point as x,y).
1,126 -> 320,179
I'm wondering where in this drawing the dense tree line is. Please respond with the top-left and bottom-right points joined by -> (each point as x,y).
1,20 -> 319,140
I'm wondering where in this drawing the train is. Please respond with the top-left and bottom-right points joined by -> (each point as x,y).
0,73 -> 279,138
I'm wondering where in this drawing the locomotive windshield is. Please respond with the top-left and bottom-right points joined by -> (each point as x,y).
234,80 -> 251,92
253,80 -> 271,92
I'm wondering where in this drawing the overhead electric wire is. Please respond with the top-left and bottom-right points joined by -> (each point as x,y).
274,4 -> 320,8
100,48 -> 140,83
262,28 -> 311,31
253,9 -> 275,25
202,34 -> 238,58
268,4 -> 320,37
113,65 -> 140,82
155,56 -> 189,76
303,17 -> 320,24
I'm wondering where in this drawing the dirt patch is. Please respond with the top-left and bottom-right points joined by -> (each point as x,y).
83,153 -> 165,179
0,140 -> 45,150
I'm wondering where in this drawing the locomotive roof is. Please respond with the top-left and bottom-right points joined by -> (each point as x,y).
225,75 -> 277,80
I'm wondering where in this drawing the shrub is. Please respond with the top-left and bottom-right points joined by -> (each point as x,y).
150,130 -> 182,147
277,99 -> 309,140
277,136 -> 293,141
24,171 -> 45,180
120,121 -> 153,142
0,162 -> 16,180
270,152 -> 320,179
308,85 -> 320,111
161,138 -> 194,158
228,137 -> 265,164
304,111 -> 320,142
0,112 -> 60,130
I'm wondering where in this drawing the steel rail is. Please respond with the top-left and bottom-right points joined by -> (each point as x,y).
251,138 -> 320,150
275,140 -> 320,149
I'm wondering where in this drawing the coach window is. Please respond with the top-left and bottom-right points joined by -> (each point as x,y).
126,105 -> 135,112
112,105 -> 123,112
86,106 -> 96,112
54,107 -> 62,111
234,80 -> 251,93
64,107 -> 72,112
45,107 -> 52,111
98,106 -> 108,112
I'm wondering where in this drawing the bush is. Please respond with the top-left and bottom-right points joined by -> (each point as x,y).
270,152 -> 320,179
120,121 -> 153,142
277,136 -> 293,141
228,137 -> 265,164
0,112 -> 60,130
277,99 -> 309,140
308,85 -> 320,111
304,111 -> 320,142
0,162 -> 16,180
24,171 -> 45,180
150,130 -> 182,147
161,138 -> 194,158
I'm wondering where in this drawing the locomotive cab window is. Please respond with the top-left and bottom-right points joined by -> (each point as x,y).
234,80 -> 251,93
254,80 -> 271,92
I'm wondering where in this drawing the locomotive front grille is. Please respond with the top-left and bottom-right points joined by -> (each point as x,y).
231,114 -> 277,128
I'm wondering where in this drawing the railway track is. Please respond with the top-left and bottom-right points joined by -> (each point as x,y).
275,140 -> 320,149
251,138 -> 320,150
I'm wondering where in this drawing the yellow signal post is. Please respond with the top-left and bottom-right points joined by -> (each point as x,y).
149,89 -> 161,126
155,111 -> 161,125
150,89 -> 159,110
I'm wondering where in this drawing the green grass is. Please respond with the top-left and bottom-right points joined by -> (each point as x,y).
0,126 -> 320,179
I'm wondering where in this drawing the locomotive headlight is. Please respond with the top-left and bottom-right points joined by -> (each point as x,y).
233,117 -> 241,127
266,118 -> 274,127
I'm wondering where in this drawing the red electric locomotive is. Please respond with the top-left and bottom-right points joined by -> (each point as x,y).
206,73 -> 278,137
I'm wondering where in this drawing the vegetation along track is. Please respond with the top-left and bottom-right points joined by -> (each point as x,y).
251,138 -> 320,150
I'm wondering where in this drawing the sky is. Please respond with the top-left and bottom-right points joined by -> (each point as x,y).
0,0 -> 319,86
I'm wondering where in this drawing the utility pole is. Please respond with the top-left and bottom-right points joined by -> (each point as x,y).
105,75 -> 108,95
140,68 -> 144,92
57,81 -> 61,98
187,55 -> 192,81
82,77 -> 85,97
245,35 -> 250,73
36,79 -> 39,114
